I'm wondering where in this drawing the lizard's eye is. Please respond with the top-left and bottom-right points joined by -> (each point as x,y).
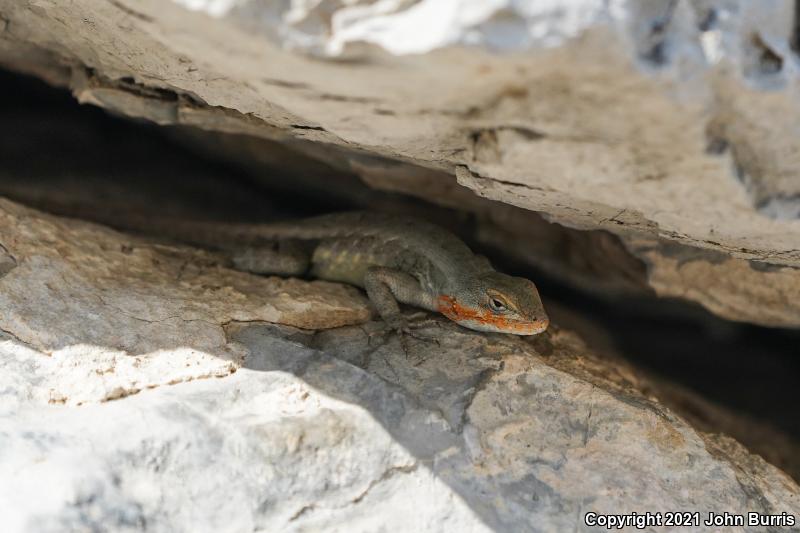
488,297 -> 508,313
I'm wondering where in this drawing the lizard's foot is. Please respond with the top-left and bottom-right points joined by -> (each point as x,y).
364,315 -> 440,367
385,315 -> 440,343
383,315 -> 440,366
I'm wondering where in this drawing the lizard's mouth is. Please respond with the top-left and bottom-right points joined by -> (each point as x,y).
517,317 -> 550,335
454,316 -> 549,335
437,295 -> 549,335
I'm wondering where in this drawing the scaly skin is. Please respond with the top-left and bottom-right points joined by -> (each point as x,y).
164,211 -> 549,336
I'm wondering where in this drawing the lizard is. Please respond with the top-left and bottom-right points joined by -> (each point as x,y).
159,211 -> 550,338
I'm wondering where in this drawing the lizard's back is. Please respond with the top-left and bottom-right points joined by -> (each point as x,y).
152,211 -> 486,291
251,212 -> 483,291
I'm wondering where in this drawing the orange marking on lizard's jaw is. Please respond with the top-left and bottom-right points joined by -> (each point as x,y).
436,295 -> 548,335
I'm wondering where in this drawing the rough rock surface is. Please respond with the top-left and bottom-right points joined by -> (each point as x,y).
2,0 -> 800,327
0,198 -> 370,405
1,199 -> 798,531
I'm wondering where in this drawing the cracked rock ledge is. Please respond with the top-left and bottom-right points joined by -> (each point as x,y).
0,198 -> 797,531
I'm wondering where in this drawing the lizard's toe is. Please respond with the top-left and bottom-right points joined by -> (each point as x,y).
372,315 -> 441,362
403,327 -> 440,344
384,316 -> 439,343
383,315 -> 410,334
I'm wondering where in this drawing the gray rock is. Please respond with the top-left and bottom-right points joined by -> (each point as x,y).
0,198 -> 370,405
0,198 -> 797,532
0,243 -> 15,278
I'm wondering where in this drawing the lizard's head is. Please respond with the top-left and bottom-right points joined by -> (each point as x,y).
436,271 -> 549,335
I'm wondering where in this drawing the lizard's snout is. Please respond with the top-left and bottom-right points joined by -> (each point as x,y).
526,316 -> 549,335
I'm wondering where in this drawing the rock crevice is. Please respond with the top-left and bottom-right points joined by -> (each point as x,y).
1,1 -> 800,530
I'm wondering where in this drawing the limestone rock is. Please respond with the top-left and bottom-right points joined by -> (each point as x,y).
1,0 -> 798,260
1,2 -> 799,530
0,197 -> 797,531
629,238 -> 800,327
0,199 -> 369,405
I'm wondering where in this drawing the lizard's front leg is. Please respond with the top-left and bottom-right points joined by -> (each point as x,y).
363,267 -> 438,352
